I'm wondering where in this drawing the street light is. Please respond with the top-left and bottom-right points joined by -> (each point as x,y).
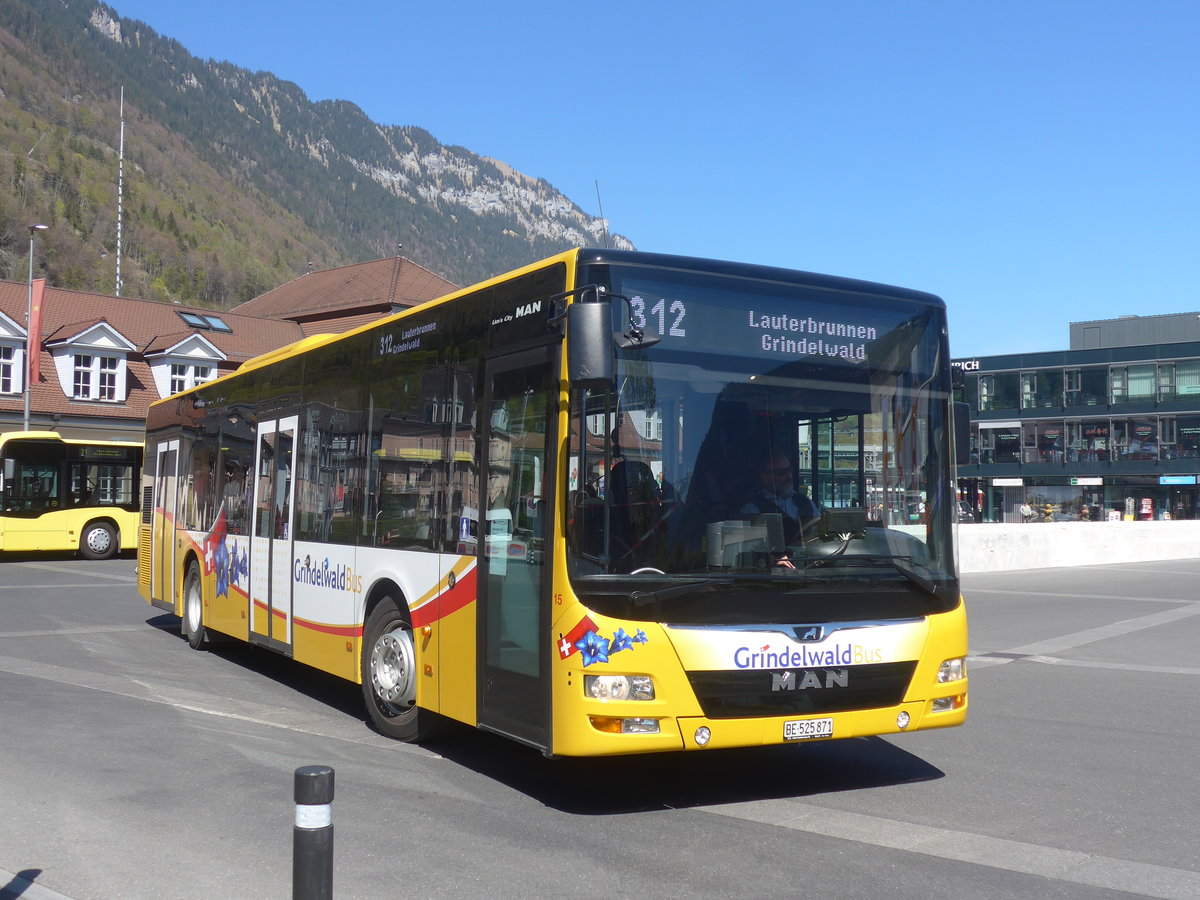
24,224 -> 48,431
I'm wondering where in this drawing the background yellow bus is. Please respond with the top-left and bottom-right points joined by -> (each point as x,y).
1,431 -> 142,560
139,249 -> 969,756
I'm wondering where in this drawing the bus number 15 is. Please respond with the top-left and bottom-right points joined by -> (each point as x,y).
630,296 -> 687,339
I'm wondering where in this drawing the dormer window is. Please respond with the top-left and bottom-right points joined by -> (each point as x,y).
0,311 -> 27,395
0,346 -> 16,394
47,322 -> 134,405
170,362 -> 213,394
146,332 -> 225,398
73,353 -> 122,401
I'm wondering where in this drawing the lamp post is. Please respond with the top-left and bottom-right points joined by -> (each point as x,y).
24,224 -> 48,431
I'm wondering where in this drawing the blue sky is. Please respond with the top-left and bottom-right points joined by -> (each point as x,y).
105,0 -> 1200,357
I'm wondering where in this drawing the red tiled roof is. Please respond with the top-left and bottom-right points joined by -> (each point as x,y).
140,330 -> 223,356
0,279 -> 304,423
0,257 -> 457,433
231,256 -> 457,325
298,312 -> 385,337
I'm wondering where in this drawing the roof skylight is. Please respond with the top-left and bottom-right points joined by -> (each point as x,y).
178,311 -> 233,333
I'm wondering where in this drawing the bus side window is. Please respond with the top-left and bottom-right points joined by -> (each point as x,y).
220,459 -> 251,535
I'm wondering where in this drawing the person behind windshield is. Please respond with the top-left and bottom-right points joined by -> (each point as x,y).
740,451 -> 821,544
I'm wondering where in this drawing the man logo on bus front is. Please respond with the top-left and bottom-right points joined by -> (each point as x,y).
794,626 -> 823,642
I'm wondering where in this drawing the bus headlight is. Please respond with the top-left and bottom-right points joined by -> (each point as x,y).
932,695 -> 966,712
588,716 -> 660,734
584,674 -> 655,701
937,657 -> 966,683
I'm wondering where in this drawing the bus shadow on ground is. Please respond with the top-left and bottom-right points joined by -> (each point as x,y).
144,613 -> 367,719
144,612 -> 944,814
429,726 -> 944,815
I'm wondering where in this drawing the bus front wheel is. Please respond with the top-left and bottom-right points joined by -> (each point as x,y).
80,521 -> 117,560
361,597 -> 436,742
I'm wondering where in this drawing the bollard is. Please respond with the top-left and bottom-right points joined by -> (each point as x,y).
293,765 -> 334,900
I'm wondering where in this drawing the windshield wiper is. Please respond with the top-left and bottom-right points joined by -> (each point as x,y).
630,579 -> 734,610
807,554 -> 938,596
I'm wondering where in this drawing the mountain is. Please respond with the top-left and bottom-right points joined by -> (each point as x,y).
0,0 -> 632,305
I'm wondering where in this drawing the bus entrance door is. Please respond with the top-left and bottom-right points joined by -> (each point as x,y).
250,416 -> 298,653
478,349 -> 554,747
150,440 -> 179,609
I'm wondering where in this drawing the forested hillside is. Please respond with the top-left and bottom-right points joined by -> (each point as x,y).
0,0 -> 631,306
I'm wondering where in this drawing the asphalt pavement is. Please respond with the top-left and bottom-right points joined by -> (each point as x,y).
1,552 -> 1198,899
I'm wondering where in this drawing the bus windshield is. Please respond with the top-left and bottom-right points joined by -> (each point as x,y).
566,264 -> 957,622
2,438 -> 138,515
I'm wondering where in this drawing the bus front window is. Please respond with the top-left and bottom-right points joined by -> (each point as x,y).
2,458 -> 59,513
565,265 -> 958,624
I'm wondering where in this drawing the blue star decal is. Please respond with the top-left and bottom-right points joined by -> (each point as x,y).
214,539 -> 230,598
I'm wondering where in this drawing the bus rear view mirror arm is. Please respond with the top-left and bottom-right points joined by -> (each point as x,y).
566,289 -> 659,388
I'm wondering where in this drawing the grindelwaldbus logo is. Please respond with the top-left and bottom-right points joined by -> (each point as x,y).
294,555 -> 363,594
733,643 -> 883,669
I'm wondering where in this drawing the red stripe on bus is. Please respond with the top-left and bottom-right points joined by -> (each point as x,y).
411,565 -> 478,628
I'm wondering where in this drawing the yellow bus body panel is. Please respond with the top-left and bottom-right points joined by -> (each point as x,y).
0,508 -> 139,553
549,600 -> 968,757
431,562 -> 479,727
145,520 -> 484,727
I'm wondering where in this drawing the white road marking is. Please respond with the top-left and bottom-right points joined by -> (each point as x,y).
0,866 -> 78,899
7,561 -> 137,582
698,800 -> 1200,899
1008,605 -> 1200,656
0,652 -> 427,756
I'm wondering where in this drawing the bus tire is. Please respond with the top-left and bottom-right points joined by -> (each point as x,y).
80,521 -> 117,560
361,596 -> 434,742
182,561 -> 209,650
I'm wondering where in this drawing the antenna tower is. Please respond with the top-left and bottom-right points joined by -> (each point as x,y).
594,181 -> 610,249
115,87 -> 125,296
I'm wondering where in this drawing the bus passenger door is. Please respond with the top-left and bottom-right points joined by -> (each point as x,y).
250,416 -> 297,652
150,440 -> 179,609
478,348 -> 555,747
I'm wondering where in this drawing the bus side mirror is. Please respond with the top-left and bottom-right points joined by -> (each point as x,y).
953,402 -> 971,466
567,300 -> 614,388
2,459 -> 14,484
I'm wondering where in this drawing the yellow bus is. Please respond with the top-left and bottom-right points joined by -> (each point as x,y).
1,430 -> 142,560
139,249 -> 969,755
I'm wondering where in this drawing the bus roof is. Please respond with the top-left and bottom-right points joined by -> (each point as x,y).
147,248 -> 945,409
0,430 -> 142,448
571,249 -> 947,309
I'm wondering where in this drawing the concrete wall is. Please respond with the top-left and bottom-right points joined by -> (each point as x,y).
958,521 -> 1200,574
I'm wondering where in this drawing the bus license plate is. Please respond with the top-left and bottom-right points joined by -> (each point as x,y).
784,718 -> 833,741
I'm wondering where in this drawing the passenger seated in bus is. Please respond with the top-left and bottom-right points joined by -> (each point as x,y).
607,456 -> 662,569
740,451 -> 821,545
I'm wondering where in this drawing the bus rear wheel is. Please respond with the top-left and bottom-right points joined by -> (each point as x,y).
80,521 -> 117,560
182,562 -> 209,650
361,597 -> 436,742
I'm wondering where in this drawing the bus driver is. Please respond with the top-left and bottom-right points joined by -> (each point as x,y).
740,451 -> 821,544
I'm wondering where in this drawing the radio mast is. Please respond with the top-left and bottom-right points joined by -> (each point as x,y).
115,86 -> 125,296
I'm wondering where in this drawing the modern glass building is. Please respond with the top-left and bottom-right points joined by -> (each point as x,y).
954,311 -> 1200,523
